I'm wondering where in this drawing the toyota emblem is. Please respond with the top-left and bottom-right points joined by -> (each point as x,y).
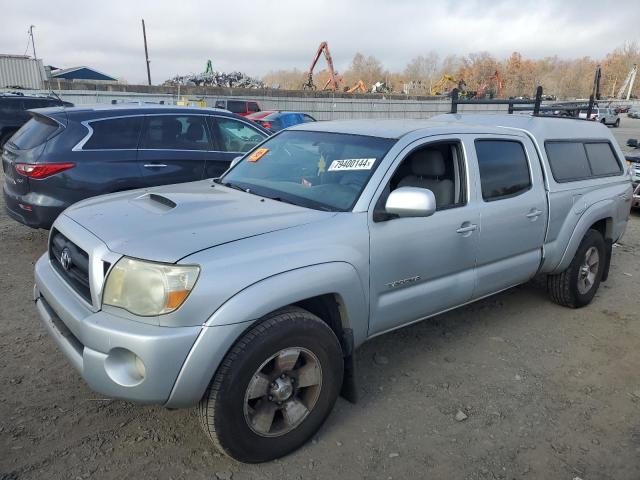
60,248 -> 72,271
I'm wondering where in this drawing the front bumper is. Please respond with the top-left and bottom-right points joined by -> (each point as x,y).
633,183 -> 640,209
34,253 -> 240,406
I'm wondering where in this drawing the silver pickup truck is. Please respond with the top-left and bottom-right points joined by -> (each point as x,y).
34,114 -> 633,462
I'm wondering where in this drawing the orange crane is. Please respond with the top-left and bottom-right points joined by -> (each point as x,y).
302,41 -> 340,91
345,80 -> 367,93
476,70 -> 503,98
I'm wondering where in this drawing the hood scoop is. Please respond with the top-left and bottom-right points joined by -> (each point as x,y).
132,193 -> 177,213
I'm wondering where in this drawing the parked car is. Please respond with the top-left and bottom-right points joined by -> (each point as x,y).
626,153 -> 640,187
578,107 -> 620,126
628,109 -> 640,119
614,104 -> 631,114
34,114 -> 631,462
3,104 -> 269,229
214,99 -> 260,116
246,110 -> 316,133
0,93 -> 73,147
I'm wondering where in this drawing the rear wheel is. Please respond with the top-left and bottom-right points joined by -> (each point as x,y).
198,307 -> 343,463
547,229 -> 606,308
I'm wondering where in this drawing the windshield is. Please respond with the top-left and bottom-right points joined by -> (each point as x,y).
221,130 -> 396,211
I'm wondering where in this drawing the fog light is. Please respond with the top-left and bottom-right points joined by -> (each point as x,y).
104,348 -> 146,387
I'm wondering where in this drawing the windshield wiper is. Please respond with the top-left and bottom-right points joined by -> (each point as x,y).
218,180 -> 249,193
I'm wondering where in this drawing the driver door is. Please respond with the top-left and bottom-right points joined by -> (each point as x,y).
207,116 -> 266,178
368,137 -> 480,336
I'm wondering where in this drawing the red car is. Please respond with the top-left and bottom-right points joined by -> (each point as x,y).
214,99 -> 260,117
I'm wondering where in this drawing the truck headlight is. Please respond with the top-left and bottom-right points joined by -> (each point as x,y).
103,257 -> 200,316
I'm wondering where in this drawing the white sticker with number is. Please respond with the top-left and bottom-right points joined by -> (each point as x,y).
327,158 -> 376,171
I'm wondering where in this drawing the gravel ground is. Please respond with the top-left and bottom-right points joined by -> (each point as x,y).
1,117 -> 639,480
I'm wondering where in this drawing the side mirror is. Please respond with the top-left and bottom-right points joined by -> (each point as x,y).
230,156 -> 243,168
385,187 -> 436,218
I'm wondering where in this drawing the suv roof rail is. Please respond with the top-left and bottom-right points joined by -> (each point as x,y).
110,99 -> 166,105
450,85 -> 597,120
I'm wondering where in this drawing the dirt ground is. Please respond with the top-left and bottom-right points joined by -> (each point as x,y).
1,118 -> 640,480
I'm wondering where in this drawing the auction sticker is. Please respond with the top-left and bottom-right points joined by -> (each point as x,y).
327,158 -> 375,171
248,148 -> 269,162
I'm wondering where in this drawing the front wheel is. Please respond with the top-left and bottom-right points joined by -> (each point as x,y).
198,307 -> 343,463
547,229 -> 606,308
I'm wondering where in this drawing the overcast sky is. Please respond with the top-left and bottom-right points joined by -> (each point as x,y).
2,0 -> 638,84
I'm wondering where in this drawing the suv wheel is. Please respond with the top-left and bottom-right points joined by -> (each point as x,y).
198,307 -> 343,463
547,229 -> 606,308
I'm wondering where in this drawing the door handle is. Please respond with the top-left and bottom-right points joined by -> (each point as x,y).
526,208 -> 543,219
144,163 -> 168,168
456,223 -> 478,234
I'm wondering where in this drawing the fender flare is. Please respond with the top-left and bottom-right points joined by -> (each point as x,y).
165,262 -> 368,408
551,200 -> 613,274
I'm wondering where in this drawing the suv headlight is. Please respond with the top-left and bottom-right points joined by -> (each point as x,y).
103,257 -> 200,316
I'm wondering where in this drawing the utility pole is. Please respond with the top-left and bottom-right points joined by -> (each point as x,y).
142,19 -> 151,86
29,25 -> 37,59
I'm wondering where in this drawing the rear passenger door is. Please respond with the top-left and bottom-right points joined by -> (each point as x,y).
470,135 -> 548,298
138,114 -> 212,186
76,116 -> 145,194
206,116 -> 267,177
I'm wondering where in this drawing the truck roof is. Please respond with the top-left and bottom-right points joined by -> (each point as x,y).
290,114 -> 613,141
432,113 -> 614,142
289,118 -> 517,139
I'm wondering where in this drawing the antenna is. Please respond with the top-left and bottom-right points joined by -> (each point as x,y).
142,19 -> 151,86
28,25 -> 37,59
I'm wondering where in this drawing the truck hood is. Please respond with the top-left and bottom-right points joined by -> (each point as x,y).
63,180 -> 335,263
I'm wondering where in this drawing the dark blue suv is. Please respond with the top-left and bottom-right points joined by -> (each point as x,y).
2,104 -> 269,229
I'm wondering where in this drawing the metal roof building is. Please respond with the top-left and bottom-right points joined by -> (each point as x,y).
51,66 -> 118,84
0,54 -> 47,89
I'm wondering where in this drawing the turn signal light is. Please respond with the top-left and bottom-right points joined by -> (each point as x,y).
15,162 -> 75,179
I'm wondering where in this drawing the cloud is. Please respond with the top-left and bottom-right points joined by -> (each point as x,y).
1,0 -> 637,84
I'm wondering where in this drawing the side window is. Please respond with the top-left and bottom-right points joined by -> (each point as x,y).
83,116 -> 142,150
215,100 -> 225,109
226,101 -> 246,114
248,102 -> 259,113
0,99 -> 23,116
380,141 -> 466,214
141,115 -> 212,151
475,140 -> 531,201
585,142 -> 622,176
545,141 -> 591,182
303,114 -> 316,123
214,117 -> 265,152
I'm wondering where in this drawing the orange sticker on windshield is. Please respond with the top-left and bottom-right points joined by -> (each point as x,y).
248,148 -> 269,162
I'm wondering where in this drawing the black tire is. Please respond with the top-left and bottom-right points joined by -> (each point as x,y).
547,229 -> 606,308
614,118 -> 620,127
198,306 -> 343,463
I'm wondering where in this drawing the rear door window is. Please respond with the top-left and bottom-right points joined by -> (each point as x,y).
9,115 -> 60,150
141,115 -> 212,151
83,116 -> 142,150
248,102 -> 260,112
584,142 -> 622,176
475,140 -> 531,201
545,141 -> 591,182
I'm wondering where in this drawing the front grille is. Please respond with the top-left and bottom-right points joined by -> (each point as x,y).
49,229 -> 92,303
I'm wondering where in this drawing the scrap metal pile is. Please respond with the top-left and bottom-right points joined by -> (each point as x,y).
164,70 -> 265,89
